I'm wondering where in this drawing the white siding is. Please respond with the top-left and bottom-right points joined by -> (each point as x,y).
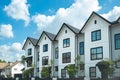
82,15 -> 111,78
24,40 -> 35,69
56,25 -> 76,78
111,23 -> 120,77
38,34 -> 53,77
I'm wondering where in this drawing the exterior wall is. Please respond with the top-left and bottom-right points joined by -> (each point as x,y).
77,34 -> 85,77
110,23 -> 120,77
11,63 -> 24,78
24,40 -> 35,69
82,15 -> 111,78
37,34 -> 53,77
34,46 -> 40,77
56,25 -> 76,78
53,41 -> 58,77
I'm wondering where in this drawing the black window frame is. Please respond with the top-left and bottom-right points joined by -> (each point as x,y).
28,48 -> 32,55
55,47 -> 58,59
80,64 -> 85,70
89,67 -> 96,77
91,30 -> 101,41
43,44 -> 48,52
62,52 -> 71,63
91,47 -> 103,60
63,38 -> 70,48
42,56 -> 49,65
55,66 -> 58,71
37,52 -> 39,61
79,42 -> 84,55
37,68 -> 39,72
115,33 -> 120,49
61,69 -> 66,78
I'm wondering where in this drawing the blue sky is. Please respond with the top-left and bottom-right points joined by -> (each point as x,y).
0,0 -> 120,62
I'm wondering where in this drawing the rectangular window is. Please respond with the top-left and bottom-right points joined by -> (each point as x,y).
63,38 -> 70,48
80,64 -> 84,70
26,57 -> 32,67
91,30 -> 101,41
37,52 -> 39,61
62,52 -> 71,63
91,47 -> 103,60
89,67 -> 96,77
55,66 -> 58,71
43,44 -> 48,52
79,42 -> 84,55
37,68 -> 39,72
28,48 -> 32,55
42,56 -> 48,65
61,69 -> 66,78
55,47 -> 58,59
115,33 -> 120,49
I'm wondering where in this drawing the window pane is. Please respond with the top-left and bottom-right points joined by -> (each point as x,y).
97,54 -> 102,59
92,55 -> 96,59
97,48 -> 102,53
91,48 -> 96,54
115,34 -> 120,49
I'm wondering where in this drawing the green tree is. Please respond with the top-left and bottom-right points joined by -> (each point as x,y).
23,68 -> 34,78
66,64 -> 78,78
0,59 -> 6,63
21,55 -> 26,64
96,58 -> 115,80
41,67 -> 51,78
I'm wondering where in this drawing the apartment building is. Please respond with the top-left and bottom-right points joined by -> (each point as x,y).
22,12 -> 120,79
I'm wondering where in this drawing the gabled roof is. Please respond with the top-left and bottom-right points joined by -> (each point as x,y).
55,23 -> 79,40
80,11 -> 111,33
22,37 -> 38,49
37,31 -> 56,44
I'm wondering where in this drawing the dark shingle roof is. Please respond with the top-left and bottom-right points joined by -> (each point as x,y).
28,37 -> 38,46
64,23 -> 80,34
37,31 -> 56,44
22,37 -> 38,49
80,12 -> 111,33
54,23 -> 79,40
43,31 -> 56,41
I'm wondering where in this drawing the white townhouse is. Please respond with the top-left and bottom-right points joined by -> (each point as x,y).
37,31 -> 56,77
54,23 -> 80,78
22,11 -> 120,79
22,37 -> 38,76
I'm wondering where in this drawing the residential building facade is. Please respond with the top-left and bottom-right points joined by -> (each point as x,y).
23,12 -> 120,79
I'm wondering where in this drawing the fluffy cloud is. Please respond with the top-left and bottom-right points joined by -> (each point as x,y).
4,0 -> 30,26
32,0 -> 101,34
102,6 -> 120,21
0,42 -> 24,62
0,24 -> 14,38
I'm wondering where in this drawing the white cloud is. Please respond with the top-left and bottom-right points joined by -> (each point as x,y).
32,0 -> 101,34
4,0 -> 30,26
0,42 -> 24,62
0,24 -> 14,38
102,6 -> 120,21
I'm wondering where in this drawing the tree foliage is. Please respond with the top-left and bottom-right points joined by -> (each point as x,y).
96,59 -> 115,79
23,68 -> 34,78
66,64 -> 78,78
0,59 -> 6,63
41,67 -> 51,78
